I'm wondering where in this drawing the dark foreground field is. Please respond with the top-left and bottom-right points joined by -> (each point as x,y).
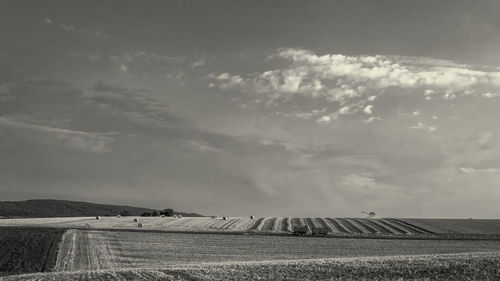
0,227 -> 65,276
3,227 -> 500,280
5,252 -> 500,280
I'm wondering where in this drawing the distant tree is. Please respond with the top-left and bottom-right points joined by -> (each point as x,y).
120,209 -> 130,216
140,212 -> 152,217
160,208 -> 174,217
152,211 -> 158,217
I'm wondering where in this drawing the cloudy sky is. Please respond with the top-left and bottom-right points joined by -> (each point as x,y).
1,0 -> 500,217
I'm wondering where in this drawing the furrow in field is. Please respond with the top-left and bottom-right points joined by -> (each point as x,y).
249,217 -> 264,231
349,218 -> 378,234
321,218 -> 339,233
388,218 -> 436,235
361,219 -> 392,234
259,217 -> 277,231
381,219 -> 416,235
313,218 -> 334,232
303,218 -> 315,230
165,218 -> 194,228
208,218 -> 235,229
221,219 -> 240,230
285,218 -> 293,232
344,218 -> 372,234
335,218 -> 363,234
376,219 -> 409,234
279,217 -> 290,232
324,218 -> 348,233
205,218 -> 223,228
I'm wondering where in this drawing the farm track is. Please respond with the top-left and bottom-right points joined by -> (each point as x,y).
54,230 -> 118,271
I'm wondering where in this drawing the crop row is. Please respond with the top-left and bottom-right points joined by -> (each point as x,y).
0,217 -> 443,236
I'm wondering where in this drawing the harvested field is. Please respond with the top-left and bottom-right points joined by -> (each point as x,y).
335,218 -> 363,234
4,233 -> 500,281
2,217 -> 500,238
399,219 -> 500,234
50,230 -> 500,271
0,227 -> 65,276
324,218 -> 347,233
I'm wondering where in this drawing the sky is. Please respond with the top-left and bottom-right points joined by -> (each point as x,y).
1,0 -> 500,218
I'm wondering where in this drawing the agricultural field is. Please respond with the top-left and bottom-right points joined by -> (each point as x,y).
3,229 -> 500,280
2,216 -> 500,238
0,227 -> 65,276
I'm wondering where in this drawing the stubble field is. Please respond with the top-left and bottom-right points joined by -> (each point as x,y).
2,216 -> 500,237
3,229 -> 500,280
3,217 -> 500,280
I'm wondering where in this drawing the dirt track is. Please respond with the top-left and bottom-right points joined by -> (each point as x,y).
54,230 -> 118,271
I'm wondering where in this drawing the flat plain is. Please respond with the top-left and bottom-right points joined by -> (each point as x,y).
2,216 -> 500,237
3,229 -> 500,280
2,217 -> 500,280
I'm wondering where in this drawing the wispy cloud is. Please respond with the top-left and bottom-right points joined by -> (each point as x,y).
0,117 -> 113,153
45,18 -> 111,39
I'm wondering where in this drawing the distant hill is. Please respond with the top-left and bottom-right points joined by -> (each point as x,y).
0,199 -> 203,218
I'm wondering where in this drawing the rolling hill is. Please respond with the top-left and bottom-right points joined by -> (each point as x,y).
0,199 -> 202,218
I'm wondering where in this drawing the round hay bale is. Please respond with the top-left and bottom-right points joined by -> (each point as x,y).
161,215 -> 165,218
178,214 -> 182,218
95,216 -> 100,220
222,216 -> 228,220
250,215 -> 255,219
138,223 -> 143,227
85,223 -> 91,228
117,215 -> 121,218
133,218 -> 138,222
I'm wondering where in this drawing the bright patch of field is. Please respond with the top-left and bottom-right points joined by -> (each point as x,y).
48,230 -> 500,272
5,252 -> 500,280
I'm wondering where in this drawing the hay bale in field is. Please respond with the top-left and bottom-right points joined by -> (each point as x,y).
138,223 -> 143,227
133,218 -> 138,222
95,216 -> 100,220
177,214 -> 182,218
222,216 -> 229,220
117,215 -> 121,218
161,215 -> 165,218
85,223 -> 91,228
250,215 -> 255,219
